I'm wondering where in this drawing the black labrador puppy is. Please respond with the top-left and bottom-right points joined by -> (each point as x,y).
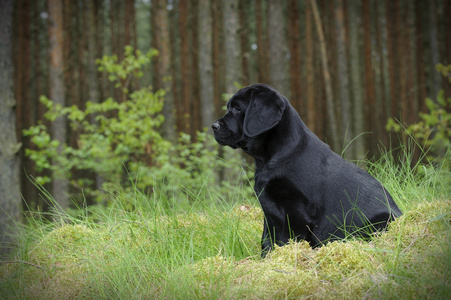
212,83 -> 402,257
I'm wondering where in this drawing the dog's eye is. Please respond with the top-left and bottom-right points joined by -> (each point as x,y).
232,104 -> 241,112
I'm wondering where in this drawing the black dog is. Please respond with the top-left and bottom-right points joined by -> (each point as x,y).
212,84 -> 402,257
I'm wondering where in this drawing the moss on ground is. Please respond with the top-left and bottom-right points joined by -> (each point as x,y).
1,199 -> 450,299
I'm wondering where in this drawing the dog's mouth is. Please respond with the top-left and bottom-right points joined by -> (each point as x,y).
214,133 -> 249,151
212,121 -> 249,150
236,140 -> 248,150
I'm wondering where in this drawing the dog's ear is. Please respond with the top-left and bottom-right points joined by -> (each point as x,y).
243,89 -> 286,137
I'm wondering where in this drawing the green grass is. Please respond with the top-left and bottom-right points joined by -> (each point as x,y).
1,148 -> 450,299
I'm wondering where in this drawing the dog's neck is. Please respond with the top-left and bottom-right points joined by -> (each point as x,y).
248,105 -> 313,169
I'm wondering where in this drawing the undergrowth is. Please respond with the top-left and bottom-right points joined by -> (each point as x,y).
0,147 -> 450,299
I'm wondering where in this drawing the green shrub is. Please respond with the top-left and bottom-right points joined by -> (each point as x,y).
386,90 -> 450,160
386,65 -> 451,175
23,47 -> 253,206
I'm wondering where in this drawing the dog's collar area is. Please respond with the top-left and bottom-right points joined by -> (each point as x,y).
236,135 -> 253,149
236,140 -> 248,150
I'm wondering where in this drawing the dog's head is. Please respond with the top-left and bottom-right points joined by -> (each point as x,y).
212,84 -> 287,153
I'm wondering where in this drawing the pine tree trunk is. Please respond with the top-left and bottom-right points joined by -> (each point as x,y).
375,1 -> 389,147
268,1 -> 289,95
48,0 -> 69,212
444,0 -> 451,97
334,0 -> 351,155
363,0 -> 376,156
288,0 -> 302,111
198,0 -> 215,131
305,0 -> 316,132
255,0 -> 269,84
428,0 -> 441,98
0,0 -> 21,258
239,0 -> 250,86
15,0 -> 35,210
222,0 -> 243,180
212,0 -> 223,118
178,0 -> 191,134
401,1 -> 414,126
190,0 -> 201,136
415,0 -> 427,114
152,0 -> 177,142
310,0 -> 339,151
348,0 -> 364,160
124,0 -> 137,49
86,0 -> 105,193
223,0 -> 242,93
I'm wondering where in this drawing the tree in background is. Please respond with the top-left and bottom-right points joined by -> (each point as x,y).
15,0 -> 37,209
348,0 -> 364,159
0,0 -> 21,257
198,0 -> 216,130
334,0 -> 351,154
288,0 -> 302,111
48,0 -> 69,211
304,0 -> 316,132
310,0 -> 339,151
151,0 -> 177,142
223,0 -> 242,94
268,1 -> 289,95
9,0 -> 451,211
255,0 -> 270,85
178,0 -> 191,133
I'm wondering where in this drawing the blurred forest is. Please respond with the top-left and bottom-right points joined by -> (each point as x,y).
6,0 -> 451,212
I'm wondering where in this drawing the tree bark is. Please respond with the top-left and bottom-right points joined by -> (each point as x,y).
305,0 -> 316,132
415,0 -> 427,113
238,0 -> 248,86
152,0 -> 177,142
222,0 -> 243,180
428,0 -> 441,98
400,1 -> 414,125
334,0 -> 351,155
110,0 -> 124,102
212,0 -> 223,117
363,0 -> 376,156
268,1 -> 289,95
15,0 -> 35,211
124,0 -> 137,49
86,0 -> 105,193
223,0 -> 242,93
48,0 -> 69,212
198,0 -> 215,131
255,0 -> 269,84
190,0 -> 201,136
0,0 -> 21,258
375,1 -> 389,147
178,0 -> 191,134
444,0 -> 451,97
288,0 -> 302,111
86,0 -> 99,116
386,0 -> 400,119
348,0 -> 364,159
310,0 -> 339,151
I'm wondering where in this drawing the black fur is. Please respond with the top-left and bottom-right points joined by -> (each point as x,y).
212,84 -> 402,257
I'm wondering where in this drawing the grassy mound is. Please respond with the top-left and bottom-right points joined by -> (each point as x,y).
1,149 -> 450,299
1,199 -> 449,299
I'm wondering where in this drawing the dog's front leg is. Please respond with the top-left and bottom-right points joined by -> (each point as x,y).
261,218 -> 272,258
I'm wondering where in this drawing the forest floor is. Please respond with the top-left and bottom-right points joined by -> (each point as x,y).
1,153 -> 450,299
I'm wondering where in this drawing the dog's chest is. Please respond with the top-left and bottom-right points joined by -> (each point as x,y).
256,175 -> 309,206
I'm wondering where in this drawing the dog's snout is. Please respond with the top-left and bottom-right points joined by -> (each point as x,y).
212,122 -> 220,131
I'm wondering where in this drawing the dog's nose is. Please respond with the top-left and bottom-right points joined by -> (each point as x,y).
212,122 -> 220,131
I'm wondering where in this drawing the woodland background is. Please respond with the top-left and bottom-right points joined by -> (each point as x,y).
1,0 -> 450,232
